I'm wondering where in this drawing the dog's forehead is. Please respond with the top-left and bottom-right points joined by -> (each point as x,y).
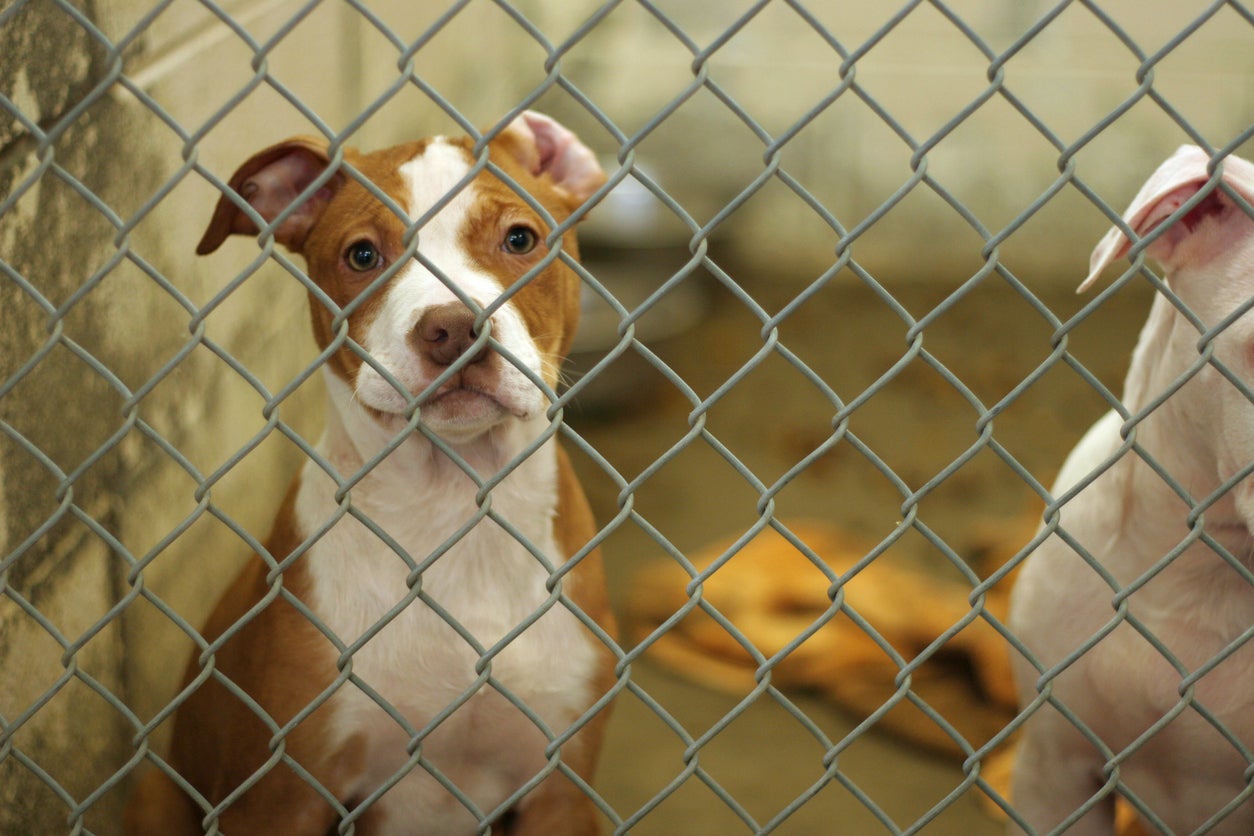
351,134 -> 564,231
395,138 -> 478,222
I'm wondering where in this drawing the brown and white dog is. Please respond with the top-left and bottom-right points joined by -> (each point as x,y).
126,112 -> 616,835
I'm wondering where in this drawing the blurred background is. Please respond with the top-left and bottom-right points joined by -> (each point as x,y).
3,0 -> 1253,832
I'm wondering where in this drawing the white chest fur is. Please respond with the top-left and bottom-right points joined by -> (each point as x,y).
294,406 -> 598,830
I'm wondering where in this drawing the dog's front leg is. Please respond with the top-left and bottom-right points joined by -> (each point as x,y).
124,768 -> 201,835
212,780 -> 342,836
1011,708 -> 1118,836
506,782 -> 602,836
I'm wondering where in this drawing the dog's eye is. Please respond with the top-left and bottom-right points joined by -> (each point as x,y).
345,240 -> 381,272
503,226 -> 537,255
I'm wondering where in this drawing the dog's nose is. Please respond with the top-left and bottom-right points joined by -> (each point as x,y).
412,302 -> 489,367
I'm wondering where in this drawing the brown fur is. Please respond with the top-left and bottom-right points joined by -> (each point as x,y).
127,484 -> 357,833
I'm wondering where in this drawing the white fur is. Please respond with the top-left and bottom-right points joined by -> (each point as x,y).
354,140 -> 547,440
296,140 -> 598,833
1009,147 -> 1254,834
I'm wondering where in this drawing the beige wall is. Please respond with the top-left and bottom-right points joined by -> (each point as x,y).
548,0 -> 1254,280
1,1 -> 1248,832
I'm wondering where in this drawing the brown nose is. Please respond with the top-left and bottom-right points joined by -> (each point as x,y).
412,302 -> 489,367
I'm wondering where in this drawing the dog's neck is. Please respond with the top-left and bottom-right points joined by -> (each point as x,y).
1123,294 -> 1215,468
1120,292 -> 1254,551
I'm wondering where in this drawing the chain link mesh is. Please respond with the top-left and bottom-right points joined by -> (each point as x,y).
3,0 -> 1254,833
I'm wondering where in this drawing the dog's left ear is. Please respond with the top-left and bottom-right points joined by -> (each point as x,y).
1081,145 -> 1254,291
496,111 -> 606,206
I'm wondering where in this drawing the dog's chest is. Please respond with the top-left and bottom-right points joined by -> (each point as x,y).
294,442 -> 597,819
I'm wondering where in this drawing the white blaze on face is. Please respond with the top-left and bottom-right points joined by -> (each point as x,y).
352,139 -> 546,438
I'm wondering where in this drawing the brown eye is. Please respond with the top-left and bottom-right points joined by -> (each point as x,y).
345,240 -> 381,272
503,225 -> 537,255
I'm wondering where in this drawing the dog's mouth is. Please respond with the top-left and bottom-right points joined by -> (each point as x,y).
422,383 -> 515,419
361,377 -> 529,439
352,340 -> 546,442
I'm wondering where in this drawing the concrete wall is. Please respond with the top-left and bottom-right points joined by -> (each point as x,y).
0,0 -> 1248,832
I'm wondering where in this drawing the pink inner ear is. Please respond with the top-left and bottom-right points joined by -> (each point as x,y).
1176,191 -> 1227,234
1082,180 -> 1208,290
514,111 -> 606,203
1137,183 -> 1205,238
243,149 -> 336,251
1082,147 -> 1254,290
527,121 -> 563,178
245,152 -> 328,225
1124,182 -> 1204,265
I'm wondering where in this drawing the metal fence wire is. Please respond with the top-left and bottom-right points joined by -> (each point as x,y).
3,0 -> 1254,833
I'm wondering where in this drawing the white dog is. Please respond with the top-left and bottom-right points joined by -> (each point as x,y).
1009,146 -> 1254,834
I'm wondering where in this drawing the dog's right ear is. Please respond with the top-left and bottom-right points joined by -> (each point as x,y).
197,137 -> 339,256
1081,145 -> 1254,291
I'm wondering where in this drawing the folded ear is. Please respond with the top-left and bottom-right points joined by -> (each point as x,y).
495,111 -> 606,206
197,137 -> 339,256
1080,145 -> 1254,291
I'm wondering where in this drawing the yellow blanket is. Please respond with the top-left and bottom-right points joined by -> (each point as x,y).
626,518 -> 1143,833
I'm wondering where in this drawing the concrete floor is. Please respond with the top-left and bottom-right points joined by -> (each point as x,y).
566,250 -> 1153,834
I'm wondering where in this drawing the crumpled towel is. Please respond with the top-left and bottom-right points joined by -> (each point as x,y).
627,520 -> 1018,758
626,518 -> 1145,834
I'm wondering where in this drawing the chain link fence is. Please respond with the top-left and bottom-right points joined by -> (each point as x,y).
3,0 -> 1254,833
